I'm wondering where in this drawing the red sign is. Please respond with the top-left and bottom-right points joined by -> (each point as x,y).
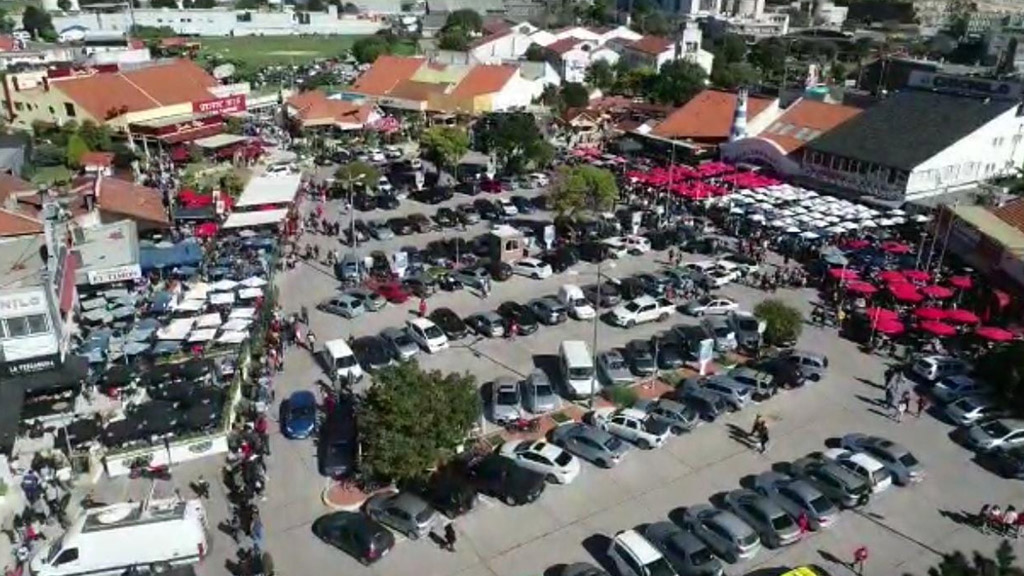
193,95 -> 247,115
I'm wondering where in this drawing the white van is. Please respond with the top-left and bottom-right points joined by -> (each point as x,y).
322,338 -> 363,382
560,340 -> 596,399
30,498 -> 208,576
558,284 -> 595,320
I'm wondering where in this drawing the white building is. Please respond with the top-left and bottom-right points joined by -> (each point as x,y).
466,21 -> 538,65
615,22 -> 714,76
802,71 -> 1024,203
708,12 -> 789,39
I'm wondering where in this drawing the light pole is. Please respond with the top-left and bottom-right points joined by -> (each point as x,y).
347,171 -> 366,252
589,259 -> 615,408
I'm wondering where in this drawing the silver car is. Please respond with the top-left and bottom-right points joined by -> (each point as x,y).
791,455 -> 870,509
945,396 -> 1004,427
347,288 -> 385,312
380,327 -> 419,361
522,369 -> 561,413
598,350 -> 635,386
454,267 -> 491,291
317,294 -> 365,319
965,418 -> 1024,453
643,521 -> 724,576
529,297 -> 568,325
633,398 -> 699,434
840,433 -> 924,485
681,504 -> 762,563
466,312 -> 506,338
723,489 -> 801,548
368,219 -> 395,240
364,490 -> 441,540
490,376 -> 523,424
753,471 -> 838,530
550,422 -> 629,468
683,376 -> 752,411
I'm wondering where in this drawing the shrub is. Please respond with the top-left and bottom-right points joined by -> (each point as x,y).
602,386 -> 639,407
753,299 -> 803,347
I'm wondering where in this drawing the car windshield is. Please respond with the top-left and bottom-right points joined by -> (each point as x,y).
956,397 -> 982,411
737,318 -> 759,331
497,390 -> 519,405
809,495 -> 833,514
572,298 -> 590,308
554,451 -> 572,466
646,557 -> 676,576
607,357 -> 626,370
534,383 -> 554,397
424,325 -> 444,339
569,367 -> 593,379
982,420 -> 1011,437
603,435 -> 623,451
336,355 -> 357,369
771,512 -> 795,531
625,301 -> 642,312
897,452 -> 919,467
690,546 -> 715,566
292,404 -> 315,418
394,334 -> 414,346
46,536 -> 65,564
414,506 -> 434,523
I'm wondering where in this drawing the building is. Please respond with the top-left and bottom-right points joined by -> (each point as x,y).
544,37 -> 621,83
985,16 -> 1024,71
643,0 -> 722,17
285,90 -> 382,132
934,199 -> 1024,297
801,71 -> 1024,203
0,134 -> 29,177
463,20 -> 538,64
426,0 -> 505,13
649,89 -> 781,149
913,0 -> 951,32
707,12 -> 790,40
615,23 -> 715,76
720,97 -> 862,175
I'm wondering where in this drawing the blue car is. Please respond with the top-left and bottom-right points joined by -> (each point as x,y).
281,390 -> 318,439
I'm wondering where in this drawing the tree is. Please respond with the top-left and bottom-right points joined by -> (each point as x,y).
442,8 -> 482,34
550,164 -> 618,216
647,60 -> 707,106
333,161 -> 380,195
77,121 -> 112,151
711,61 -> 761,90
33,143 -> 65,167
21,6 -> 54,40
753,299 -> 803,347
306,0 -> 325,10
0,8 -> 14,32
614,65 -> 654,97
560,82 -> 589,108
420,126 -> 469,171
358,362 -> 480,483
342,2 -> 359,13
352,35 -> 389,64
224,116 -> 245,135
749,38 -> 787,81
57,0 -> 72,11
716,33 -> 748,64
585,60 -> 615,91
910,541 -> 1024,576
579,0 -> 608,25
479,112 -> 549,174
438,27 -> 470,51
524,43 -> 547,62
65,134 -> 90,168
150,0 -> 177,7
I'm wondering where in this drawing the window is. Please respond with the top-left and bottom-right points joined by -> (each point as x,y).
64,103 -> 76,117
54,548 -> 78,566
614,544 -> 643,576
4,314 -> 49,338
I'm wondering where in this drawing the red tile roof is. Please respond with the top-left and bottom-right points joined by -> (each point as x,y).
0,36 -> 18,52
81,151 -> 115,167
71,177 -> 170,227
352,56 -> 425,97
0,208 -> 42,237
652,90 -> 775,141
0,173 -> 34,206
758,99 -> 862,154
286,90 -> 375,127
993,198 -> 1024,234
55,59 -> 217,121
450,65 -> 517,99
482,18 -> 512,35
546,37 -> 586,55
629,35 -> 674,56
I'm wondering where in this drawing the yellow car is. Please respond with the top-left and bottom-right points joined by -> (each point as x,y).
780,567 -> 830,576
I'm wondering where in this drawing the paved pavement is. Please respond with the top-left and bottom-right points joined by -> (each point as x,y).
104,181 -> 1024,576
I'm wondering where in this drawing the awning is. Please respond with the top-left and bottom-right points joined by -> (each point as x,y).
194,134 -> 248,149
222,209 -> 289,229
235,174 -> 302,208
10,355 -> 89,395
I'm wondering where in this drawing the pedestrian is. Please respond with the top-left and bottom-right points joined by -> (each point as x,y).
979,504 -> 992,533
852,545 -> 869,576
252,512 -> 264,553
916,393 -> 928,418
896,392 -> 909,423
444,523 -> 457,552
668,248 -> 675,266
884,387 -> 895,410
989,504 -> 1003,535
1004,506 -> 1019,538
797,510 -> 809,535
192,475 -> 210,499
418,298 -> 427,318
750,414 -> 765,438
884,366 -> 896,388
757,425 -> 769,453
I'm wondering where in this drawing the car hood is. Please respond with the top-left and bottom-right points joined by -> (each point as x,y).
644,419 -> 672,436
967,426 -> 998,446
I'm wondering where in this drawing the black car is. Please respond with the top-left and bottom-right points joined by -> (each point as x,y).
613,277 -> 647,301
635,273 -> 671,297
466,454 -> 546,506
488,261 -> 513,282
354,192 -> 377,212
583,283 -> 621,308
403,274 -> 438,298
410,466 -> 478,518
474,198 -> 501,221
456,204 -> 480,224
542,248 -> 578,273
436,272 -> 464,291
351,336 -> 392,371
317,400 -> 358,478
312,512 -> 394,565
387,217 -> 414,236
434,207 -> 457,228
626,339 -> 657,376
579,241 -> 611,263
429,307 -> 468,339
415,186 -> 453,204
511,195 -> 536,214
651,334 -> 686,369
497,301 -> 540,335
456,181 -> 480,196
408,213 -> 434,233
748,357 -> 804,389
376,193 -> 400,210
979,446 -> 1024,479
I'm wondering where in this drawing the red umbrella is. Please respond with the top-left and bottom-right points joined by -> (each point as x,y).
865,307 -> 899,323
875,320 -> 905,336
829,268 -> 859,281
844,239 -> 871,250
945,309 -> 981,325
919,321 -> 957,337
881,241 -> 912,254
914,307 -> 946,321
195,222 -> 219,238
845,281 -> 878,295
949,275 -> 973,290
976,326 -> 1014,342
878,270 -> 906,284
890,285 -> 923,303
921,285 -> 954,299
902,270 -> 931,283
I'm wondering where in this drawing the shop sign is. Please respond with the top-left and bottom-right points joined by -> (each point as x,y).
87,264 -> 142,286
909,71 -> 1022,100
193,95 -> 247,115
0,290 -> 47,318
1,354 -> 59,377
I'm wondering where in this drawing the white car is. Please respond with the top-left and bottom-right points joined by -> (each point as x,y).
377,176 -> 394,193
944,396 -> 1003,427
822,448 -> 893,493
588,407 -> 671,450
383,145 -> 403,159
512,257 -> 553,279
264,162 -> 292,176
498,439 -> 581,484
702,267 -> 737,288
367,149 -> 386,163
609,295 -> 675,327
623,235 -> 651,254
528,172 -> 549,187
682,261 -> 718,275
405,317 -> 449,353
685,296 -> 739,316
498,198 -> 518,217
602,237 -> 629,258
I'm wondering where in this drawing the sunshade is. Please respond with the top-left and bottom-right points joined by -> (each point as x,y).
976,326 -> 1014,342
919,321 -> 956,337
845,281 -> 877,295
921,285 -> 954,299
914,307 -> 946,321
945,309 -> 980,325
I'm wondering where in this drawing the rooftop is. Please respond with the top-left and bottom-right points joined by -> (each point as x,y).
0,208 -> 42,238
652,90 -> 775,141
952,204 -> 1024,257
286,90 -> 375,127
628,35 -> 674,56
546,36 -> 586,55
450,65 -> 517,99
351,56 -> 426,97
69,177 -> 170,227
757,99 -> 862,154
805,90 -> 1017,171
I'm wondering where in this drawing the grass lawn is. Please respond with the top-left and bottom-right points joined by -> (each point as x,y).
198,35 -> 417,68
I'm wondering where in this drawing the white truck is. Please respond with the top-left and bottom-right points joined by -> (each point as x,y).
609,295 -> 676,327
30,498 -> 208,576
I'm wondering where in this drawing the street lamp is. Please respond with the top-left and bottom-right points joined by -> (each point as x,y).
589,259 -> 615,408
347,171 -> 366,252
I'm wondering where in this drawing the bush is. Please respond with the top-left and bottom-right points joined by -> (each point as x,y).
753,299 -> 803,347
602,386 -> 638,407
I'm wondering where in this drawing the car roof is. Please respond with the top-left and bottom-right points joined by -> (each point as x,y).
617,408 -> 647,420
532,441 -> 562,460
629,295 -> 658,306
289,390 -> 317,405
323,338 -> 355,357
708,509 -> 753,535
846,452 -> 885,471
381,327 -> 407,338
408,317 -> 436,330
391,491 -> 430,513
613,530 -> 662,564
495,376 -> 519,389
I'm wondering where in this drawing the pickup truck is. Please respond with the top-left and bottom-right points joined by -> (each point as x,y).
609,295 -> 676,327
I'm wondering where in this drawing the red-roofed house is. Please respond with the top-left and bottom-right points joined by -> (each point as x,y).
651,90 -> 780,147
720,98 -> 863,175
285,90 -> 381,131
80,152 -> 115,175
0,209 -> 42,238
466,21 -> 537,64
615,22 -> 713,75
69,176 -> 170,232
543,37 -> 620,83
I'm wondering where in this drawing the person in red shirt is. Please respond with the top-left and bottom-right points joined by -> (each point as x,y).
418,298 -> 428,318
254,415 -> 268,436
853,546 -> 868,575
797,510 -> 810,535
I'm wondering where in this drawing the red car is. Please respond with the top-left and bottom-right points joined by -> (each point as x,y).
480,178 -> 502,194
376,282 -> 410,304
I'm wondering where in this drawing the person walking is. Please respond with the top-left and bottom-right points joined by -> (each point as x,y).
1004,506 -> 1018,538
797,510 -> 809,535
916,393 -> 929,418
989,504 -> 1003,535
896,392 -> 910,423
884,387 -> 895,411
418,298 -> 427,318
444,523 -> 457,552
757,424 -> 769,454
252,511 -> 265,555
852,545 -> 869,576
978,504 -> 992,533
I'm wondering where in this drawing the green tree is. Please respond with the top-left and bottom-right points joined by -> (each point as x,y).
614,65 -> 654,97
333,161 -> 381,195
150,0 -> 177,7
420,126 -> 469,171
753,299 -> 803,347
358,362 -> 480,483
111,143 -> 137,169
351,35 -> 389,63
57,0 -> 72,11
711,61 -> 761,90
524,43 -> 547,62
33,143 -> 65,167
21,6 -> 54,39
77,121 -> 112,151
749,38 -> 787,81
0,8 -> 14,32
560,82 -> 589,108
306,0 -> 325,10
579,0 -> 608,25
910,541 -> 1024,576
438,27 -> 470,51
442,8 -> 482,33
224,116 -> 245,135
479,112 -> 549,174
65,134 -> 90,168
647,60 -> 707,105
585,60 -> 615,91
550,164 -> 618,216
716,33 -> 747,64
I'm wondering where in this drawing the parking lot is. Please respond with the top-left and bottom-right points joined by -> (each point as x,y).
115,178 -> 1024,576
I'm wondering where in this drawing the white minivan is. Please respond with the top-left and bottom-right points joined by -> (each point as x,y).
558,284 -> 595,320
560,340 -> 596,399
322,338 -> 364,382
30,498 -> 208,576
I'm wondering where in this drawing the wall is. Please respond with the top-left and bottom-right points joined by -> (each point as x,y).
0,287 -> 60,364
1,74 -> 99,128
470,31 -> 532,65
490,71 -> 539,111
53,9 -> 385,37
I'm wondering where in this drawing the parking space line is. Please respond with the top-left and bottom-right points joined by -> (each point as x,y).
850,508 -> 944,557
465,344 -> 527,378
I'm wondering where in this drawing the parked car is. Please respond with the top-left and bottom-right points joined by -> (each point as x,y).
364,490 -> 442,540
498,439 -> 581,484
607,530 -> 678,576
406,317 -> 449,353
821,448 -> 894,493
280,390 -> 317,439
318,294 -> 365,319
791,455 -> 871,508
380,327 -> 419,361
965,418 -> 1024,453
839,433 -> 924,485
683,376 -> 752,411
753,471 -> 839,530
945,395 -> 1004,426
681,505 -> 762,563
674,387 -> 728,422
543,248 -> 579,273
351,336 -> 393,371
312,512 -> 395,565
465,454 -> 546,506
701,316 -> 737,353
490,376 -> 523,424
466,312 -> 506,338
727,366 -> 776,401
513,257 -> 554,279
979,446 -> 1024,479
434,207 -> 458,228
583,283 -> 621,308
474,198 -> 502,220
587,407 -> 672,449
609,296 -> 676,328
408,213 -> 435,233
551,422 -> 629,468
376,282 -> 410,304
723,489 -> 801,548
522,369 -> 561,413
633,398 -> 699,434
387,217 -> 414,236
626,339 -> 657,376
932,374 -> 989,404
497,301 -> 540,335
528,297 -> 568,325
429,308 -> 468,340
454,267 -> 491,291
598,349 -> 634,386
318,400 -> 358,478
728,312 -> 763,353
456,203 -> 481,224
651,334 -> 686,370
684,296 -> 739,316
511,195 -> 536,214
912,355 -> 972,383
777,349 -> 829,382
642,521 -> 724,576
347,288 -> 385,312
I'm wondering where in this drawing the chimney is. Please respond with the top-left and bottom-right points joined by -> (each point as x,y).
729,87 -> 749,142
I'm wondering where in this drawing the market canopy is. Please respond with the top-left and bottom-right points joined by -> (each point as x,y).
919,321 -> 957,337
235,174 -> 302,208
921,285 -> 954,299
875,319 -> 905,336
222,209 -> 289,229
140,240 -> 203,272
945,309 -> 981,325
976,326 -> 1014,342
914,307 -> 946,321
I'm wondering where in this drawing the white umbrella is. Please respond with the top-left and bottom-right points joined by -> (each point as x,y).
913,214 -> 932,223
241,276 -> 268,288
860,220 -> 877,228
800,231 -> 819,239
827,225 -> 846,234
729,207 -> 745,214
889,209 -> 907,216
211,279 -> 238,291
786,227 -> 802,234
891,216 -> 906,224
748,214 -> 766,222
842,221 -> 860,230
877,218 -> 896,227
